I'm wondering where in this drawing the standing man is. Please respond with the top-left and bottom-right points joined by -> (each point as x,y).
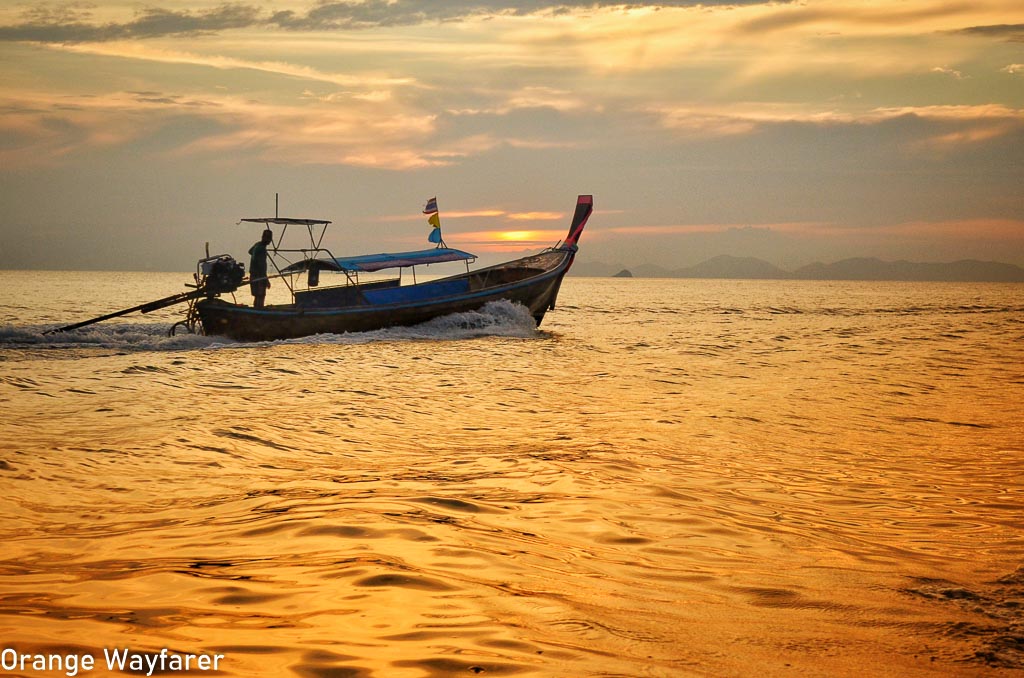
249,229 -> 273,308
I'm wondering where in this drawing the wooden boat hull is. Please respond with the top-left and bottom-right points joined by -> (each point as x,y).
196,249 -> 575,341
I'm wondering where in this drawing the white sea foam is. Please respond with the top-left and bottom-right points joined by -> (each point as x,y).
8,323 -> 213,349
0,300 -> 540,353
0,321 -> 220,352
277,300 -> 541,346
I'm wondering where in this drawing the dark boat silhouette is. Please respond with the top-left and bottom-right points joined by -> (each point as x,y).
194,195 -> 593,341
45,195 -> 593,340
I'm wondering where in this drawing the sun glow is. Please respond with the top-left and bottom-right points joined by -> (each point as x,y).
453,228 -> 567,252
491,229 -> 567,243
498,230 -> 541,242
2,0 -> 1024,268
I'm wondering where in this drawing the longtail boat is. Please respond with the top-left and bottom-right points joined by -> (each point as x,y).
46,195 -> 592,341
199,195 -> 591,341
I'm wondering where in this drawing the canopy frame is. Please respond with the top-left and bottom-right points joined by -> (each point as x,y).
240,214 -> 476,300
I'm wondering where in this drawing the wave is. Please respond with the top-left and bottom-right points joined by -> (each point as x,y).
0,300 -> 540,353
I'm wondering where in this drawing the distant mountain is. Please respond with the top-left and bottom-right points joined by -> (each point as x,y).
794,258 -> 1024,282
676,255 -> 788,279
568,256 -> 1024,281
612,269 -> 634,278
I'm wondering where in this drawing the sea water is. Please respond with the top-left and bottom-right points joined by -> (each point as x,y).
0,271 -> 1022,677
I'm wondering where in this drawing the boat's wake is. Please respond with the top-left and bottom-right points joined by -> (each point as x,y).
280,300 -> 542,346
0,301 -> 541,353
0,322 -> 219,353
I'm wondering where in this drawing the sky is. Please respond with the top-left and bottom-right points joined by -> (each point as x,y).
1,0 -> 1022,271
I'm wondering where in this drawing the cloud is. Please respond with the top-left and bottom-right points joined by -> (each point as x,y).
931,66 -> 965,79
507,211 -> 563,221
651,102 -> 871,138
446,86 -> 588,117
52,41 -> 415,90
0,94 -> 160,166
954,23 -> 1024,42
0,3 -> 261,42
379,208 -> 563,223
870,218 -> 1024,240
378,209 -> 506,222
736,2 -> 975,35
0,88 -> 448,170
173,99 -> 445,169
651,102 -> 1024,149
0,73 -> 596,172
267,1 -> 787,31
0,1 -> 786,43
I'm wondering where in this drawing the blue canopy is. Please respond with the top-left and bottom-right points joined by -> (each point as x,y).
282,247 -> 476,274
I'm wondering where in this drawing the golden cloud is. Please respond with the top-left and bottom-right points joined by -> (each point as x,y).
652,102 -> 1024,148
506,212 -> 564,221
54,41 -> 416,90
0,88 -> 449,170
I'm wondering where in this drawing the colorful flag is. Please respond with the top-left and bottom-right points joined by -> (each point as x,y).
424,197 -> 444,245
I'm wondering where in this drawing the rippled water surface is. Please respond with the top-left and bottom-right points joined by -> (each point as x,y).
1,272 -> 1023,677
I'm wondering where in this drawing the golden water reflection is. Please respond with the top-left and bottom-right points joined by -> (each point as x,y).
1,278 -> 1022,676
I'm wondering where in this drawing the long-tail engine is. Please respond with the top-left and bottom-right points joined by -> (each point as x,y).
199,255 -> 245,294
